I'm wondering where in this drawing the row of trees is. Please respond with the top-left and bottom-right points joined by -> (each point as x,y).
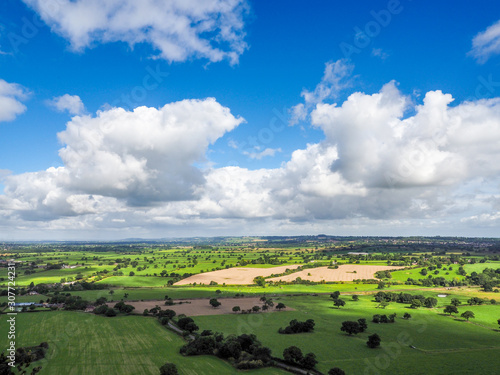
279,319 -> 315,334
442,305 -> 476,320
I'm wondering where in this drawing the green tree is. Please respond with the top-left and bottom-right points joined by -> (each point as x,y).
410,299 -> 422,309
367,333 -> 381,348
403,312 -> 412,320
283,346 -> 303,365
276,302 -> 286,310
159,362 -> 179,375
451,298 -> 461,306
301,352 -> 318,370
334,299 -> 346,309
378,301 -> 389,309
253,276 -> 266,287
184,322 -> 199,333
340,321 -> 361,335
330,291 -> 340,300
352,295 -> 359,301
105,308 -> 117,317
232,306 -> 240,313
358,318 -> 368,332
461,311 -> 475,321
444,305 -> 458,315
329,368 -> 346,375
467,297 -> 484,305
424,297 -> 438,308
209,298 -> 221,308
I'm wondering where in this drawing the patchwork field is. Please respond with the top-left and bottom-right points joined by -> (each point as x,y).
2,239 -> 500,375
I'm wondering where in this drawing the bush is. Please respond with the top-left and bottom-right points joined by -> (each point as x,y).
105,308 -> 117,317
94,305 -> 108,315
159,362 -> 178,375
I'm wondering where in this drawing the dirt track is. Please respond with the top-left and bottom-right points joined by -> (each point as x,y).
174,264 -> 302,286
267,264 -> 404,283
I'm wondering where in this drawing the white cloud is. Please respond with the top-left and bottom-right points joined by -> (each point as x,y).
290,59 -> 354,125
48,94 -> 85,115
22,0 -> 249,64
242,147 -> 281,160
469,19 -> 500,63
311,81 -> 500,189
0,98 -> 243,221
4,79 -> 500,237
0,79 -> 28,122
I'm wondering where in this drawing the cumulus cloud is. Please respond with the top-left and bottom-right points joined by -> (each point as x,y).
22,0 -> 249,64
0,98 -> 243,221
312,82 -> 500,190
290,59 -> 354,125
0,79 -> 28,122
48,94 -> 85,115
3,80 -> 500,237
469,19 -> 500,63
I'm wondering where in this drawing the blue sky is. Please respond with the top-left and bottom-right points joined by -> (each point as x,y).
1,0 -> 500,239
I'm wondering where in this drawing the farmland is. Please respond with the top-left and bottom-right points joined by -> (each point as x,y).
1,236 -> 500,375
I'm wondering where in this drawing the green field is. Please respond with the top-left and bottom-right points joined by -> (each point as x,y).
193,293 -> 500,375
0,311 -> 289,375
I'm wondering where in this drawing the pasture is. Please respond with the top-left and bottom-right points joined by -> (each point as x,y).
0,311 -> 288,375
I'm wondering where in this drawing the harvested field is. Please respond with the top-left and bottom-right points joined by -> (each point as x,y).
174,264 -> 302,286
267,264 -> 404,283
109,297 -> 292,316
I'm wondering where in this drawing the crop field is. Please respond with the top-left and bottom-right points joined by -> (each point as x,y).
175,264 -> 303,285
1,237 -> 500,375
266,265 -> 405,283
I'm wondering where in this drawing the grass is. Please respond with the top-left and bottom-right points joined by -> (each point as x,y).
0,311 -> 288,375
193,294 -> 500,375
390,261 -> 500,284
97,276 -> 172,287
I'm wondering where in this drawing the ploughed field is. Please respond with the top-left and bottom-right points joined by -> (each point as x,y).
267,264 -> 405,283
111,297 -> 293,316
174,264 -> 302,285
175,264 -> 403,285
